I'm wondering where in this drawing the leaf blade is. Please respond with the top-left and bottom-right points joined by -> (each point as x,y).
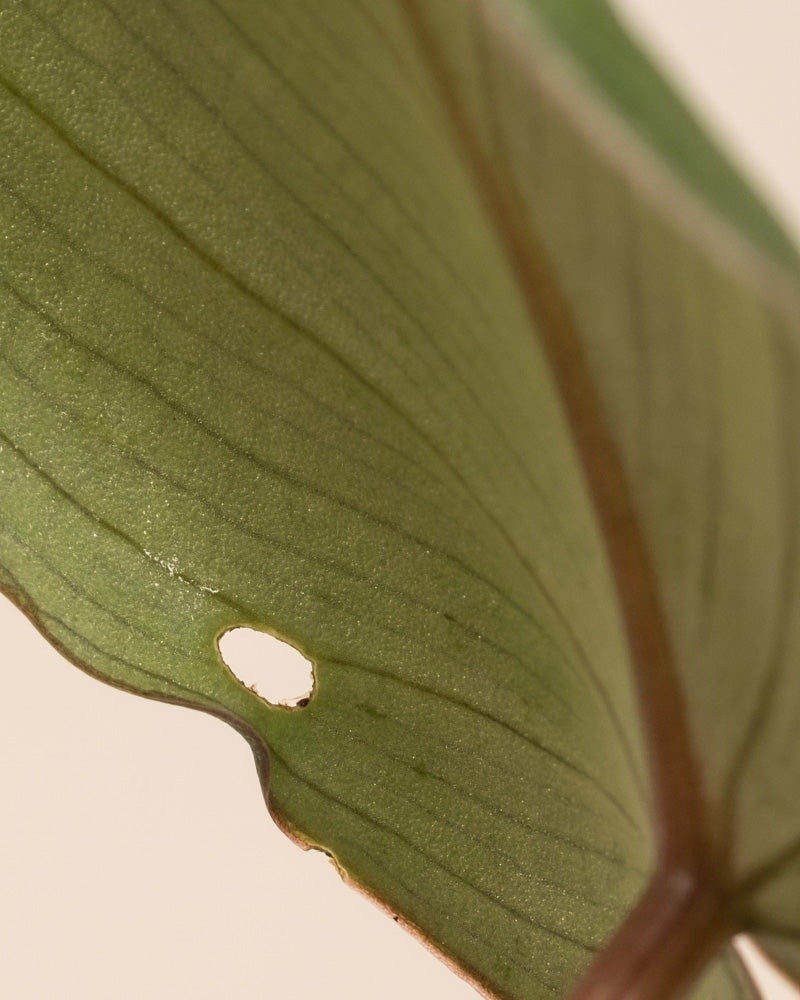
2,1 -> 800,997
0,1 -> 654,995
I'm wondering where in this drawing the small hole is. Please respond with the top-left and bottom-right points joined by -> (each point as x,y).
217,627 -> 314,707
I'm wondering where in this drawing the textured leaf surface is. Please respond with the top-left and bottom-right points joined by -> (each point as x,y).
0,1 -> 797,997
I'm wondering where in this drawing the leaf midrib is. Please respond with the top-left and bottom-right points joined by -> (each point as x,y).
399,0 -> 800,990
398,0 -> 710,871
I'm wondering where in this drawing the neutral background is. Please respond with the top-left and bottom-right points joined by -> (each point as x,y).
2,1 -> 799,997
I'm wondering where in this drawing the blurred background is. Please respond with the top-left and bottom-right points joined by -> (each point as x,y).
2,1 -> 799,996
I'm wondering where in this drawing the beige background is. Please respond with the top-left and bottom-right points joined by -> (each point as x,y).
2,1 -> 800,997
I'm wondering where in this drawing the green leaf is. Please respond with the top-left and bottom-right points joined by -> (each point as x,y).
0,1 -> 797,997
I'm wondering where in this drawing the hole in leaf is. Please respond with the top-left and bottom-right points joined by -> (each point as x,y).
217,627 -> 314,708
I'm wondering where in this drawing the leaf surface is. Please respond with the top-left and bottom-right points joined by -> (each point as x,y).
0,1 -> 797,997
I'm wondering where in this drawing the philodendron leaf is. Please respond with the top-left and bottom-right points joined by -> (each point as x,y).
0,0 -> 797,998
